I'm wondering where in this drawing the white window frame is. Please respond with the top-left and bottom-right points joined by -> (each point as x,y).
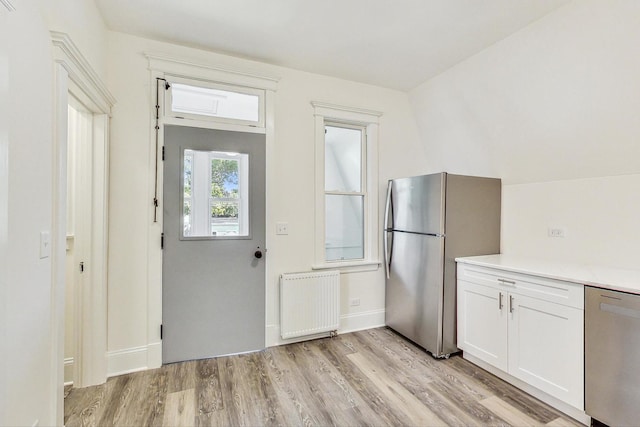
165,75 -> 265,128
312,102 -> 382,272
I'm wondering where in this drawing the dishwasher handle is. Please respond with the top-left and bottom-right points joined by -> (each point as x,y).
600,302 -> 640,320
590,287 -> 640,316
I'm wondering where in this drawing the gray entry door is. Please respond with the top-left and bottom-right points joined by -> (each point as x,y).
163,125 -> 266,363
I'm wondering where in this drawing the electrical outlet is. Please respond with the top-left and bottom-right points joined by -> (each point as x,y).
349,298 -> 361,307
548,227 -> 566,238
276,221 -> 289,235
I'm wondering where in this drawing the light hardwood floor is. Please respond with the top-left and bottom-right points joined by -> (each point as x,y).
64,327 -> 583,426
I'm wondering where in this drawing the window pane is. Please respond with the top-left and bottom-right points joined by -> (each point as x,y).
183,149 -> 249,238
183,199 -> 192,235
183,153 -> 193,236
211,157 -> 239,199
210,201 -> 239,236
325,125 -> 362,192
171,83 -> 260,122
325,194 -> 364,261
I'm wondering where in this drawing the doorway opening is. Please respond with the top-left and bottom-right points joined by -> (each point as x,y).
57,85 -> 110,390
145,57 -> 277,371
63,97 -> 92,387
51,32 -> 116,425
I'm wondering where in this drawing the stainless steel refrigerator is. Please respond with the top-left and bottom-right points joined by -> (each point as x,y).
384,172 -> 501,358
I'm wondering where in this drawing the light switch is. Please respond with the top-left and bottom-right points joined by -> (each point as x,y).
548,227 -> 567,238
40,231 -> 51,259
276,222 -> 289,235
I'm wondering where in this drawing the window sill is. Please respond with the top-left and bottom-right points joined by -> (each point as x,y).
312,260 -> 381,273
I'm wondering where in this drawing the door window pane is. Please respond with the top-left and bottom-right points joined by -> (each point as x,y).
325,194 -> 364,261
183,152 -> 193,235
210,201 -> 240,236
182,149 -> 249,238
324,125 -> 362,192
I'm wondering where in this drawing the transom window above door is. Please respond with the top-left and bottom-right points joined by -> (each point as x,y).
166,76 -> 265,128
182,149 -> 249,239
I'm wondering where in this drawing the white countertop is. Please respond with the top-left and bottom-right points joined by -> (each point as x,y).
456,254 -> 640,295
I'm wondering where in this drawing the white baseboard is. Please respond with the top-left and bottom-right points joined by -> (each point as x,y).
340,308 -> 385,334
108,310 -> 386,375
463,353 -> 590,425
64,357 -> 74,385
147,341 -> 162,369
107,345 -> 149,377
266,309 -> 385,347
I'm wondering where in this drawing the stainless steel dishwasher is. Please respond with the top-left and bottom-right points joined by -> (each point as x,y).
586,286 -> 640,426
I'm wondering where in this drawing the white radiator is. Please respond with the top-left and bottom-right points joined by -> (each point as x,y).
280,270 -> 340,339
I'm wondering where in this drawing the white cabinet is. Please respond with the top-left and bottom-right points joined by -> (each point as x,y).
457,263 -> 584,410
508,293 -> 584,409
457,280 -> 507,371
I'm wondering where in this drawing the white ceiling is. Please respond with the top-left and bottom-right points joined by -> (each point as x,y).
95,0 -> 570,91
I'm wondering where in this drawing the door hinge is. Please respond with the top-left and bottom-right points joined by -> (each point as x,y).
161,233 -> 164,249
162,146 -> 165,161
79,261 -> 84,273
160,324 -> 163,340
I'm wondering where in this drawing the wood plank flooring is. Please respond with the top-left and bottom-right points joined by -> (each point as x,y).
64,327 -> 584,426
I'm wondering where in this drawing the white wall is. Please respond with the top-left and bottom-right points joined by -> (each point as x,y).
1,0 -> 108,424
105,31 -> 423,371
1,4 -> 54,426
503,175 -> 640,268
409,0 -> 640,269
35,0 -> 108,80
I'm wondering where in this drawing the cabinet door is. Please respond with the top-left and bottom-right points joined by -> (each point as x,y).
508,293 -> 584,410
457,280 -> 508,371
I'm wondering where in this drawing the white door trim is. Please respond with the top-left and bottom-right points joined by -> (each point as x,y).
146,57 -> 278,368
50,32 -> 115,426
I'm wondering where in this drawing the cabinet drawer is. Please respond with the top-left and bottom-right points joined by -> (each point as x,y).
457,263 -> 584,309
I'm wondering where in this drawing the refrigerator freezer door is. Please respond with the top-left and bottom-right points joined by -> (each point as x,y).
387,173 -> 445,235
385,231 -> 445,356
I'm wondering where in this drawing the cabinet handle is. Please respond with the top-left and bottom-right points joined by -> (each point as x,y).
498,278 -> 516,285
509,295 -> 515,313
498,292 -> 503,310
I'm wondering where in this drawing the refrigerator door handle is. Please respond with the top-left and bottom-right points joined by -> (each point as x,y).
384,180 -> 393,231
384,231 -> 391,279
384,181 -> 393,279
